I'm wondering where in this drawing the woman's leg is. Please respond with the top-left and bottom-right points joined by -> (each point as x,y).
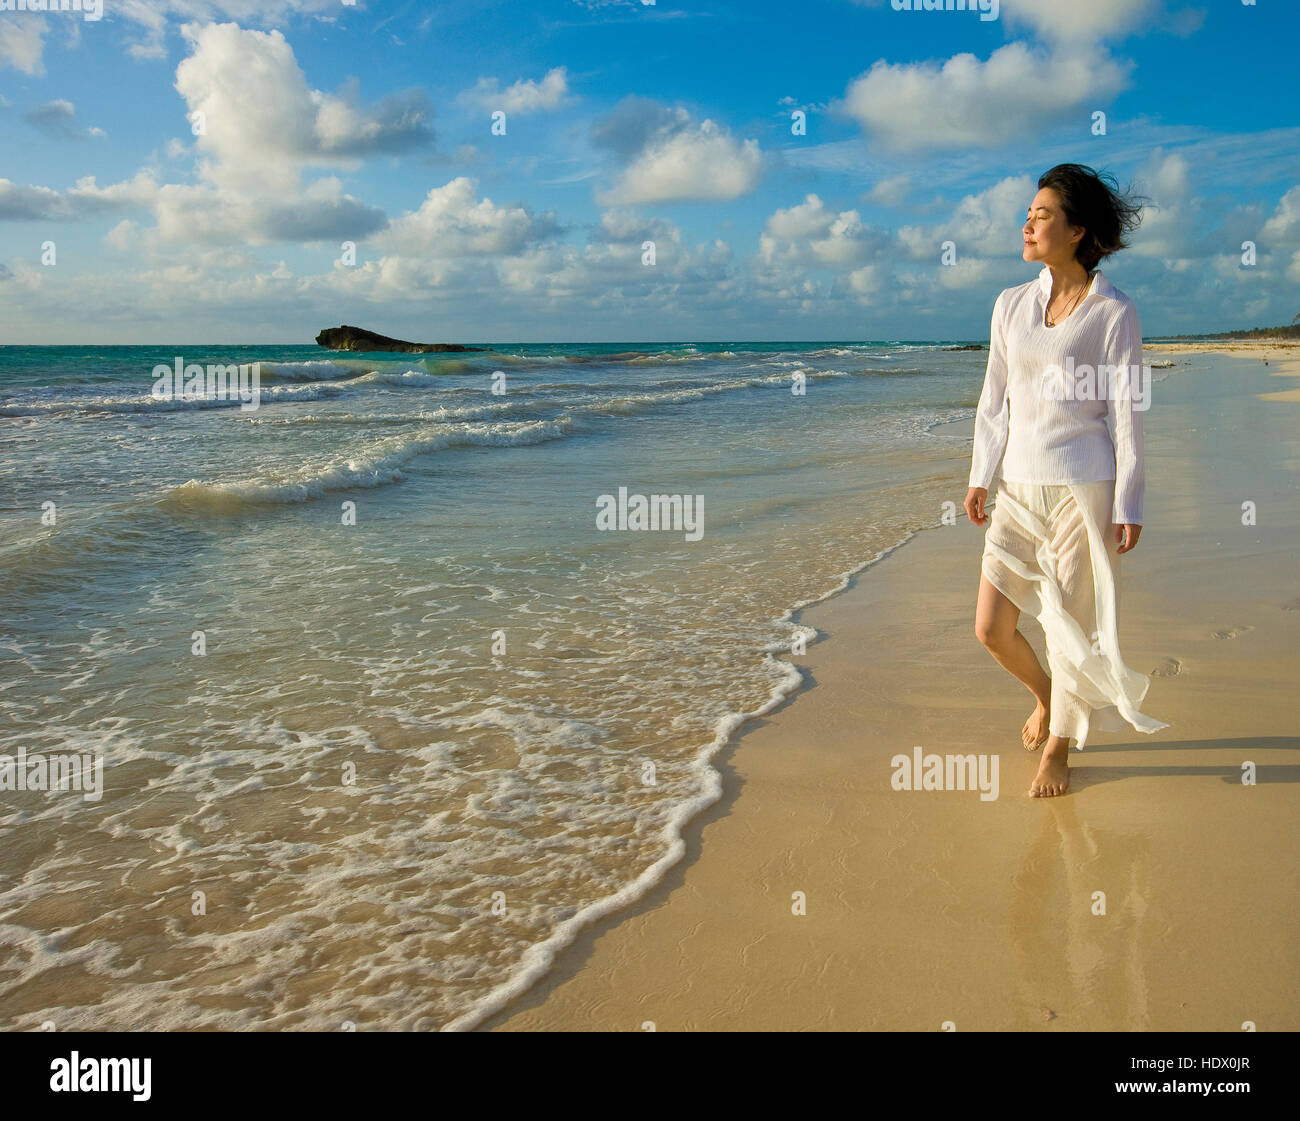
1028,489 -> 1100,797
975,573 -> 1053,748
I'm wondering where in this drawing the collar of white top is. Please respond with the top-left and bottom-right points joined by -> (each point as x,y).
1036,266 -> 1117,303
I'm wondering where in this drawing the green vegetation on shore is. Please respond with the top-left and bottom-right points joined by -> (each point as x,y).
1151,317 -> 1300,342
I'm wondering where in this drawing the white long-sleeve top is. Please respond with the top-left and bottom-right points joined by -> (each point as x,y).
968,267 -> 1146,525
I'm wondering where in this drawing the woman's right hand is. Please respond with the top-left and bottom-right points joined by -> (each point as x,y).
964,486 -> 989,526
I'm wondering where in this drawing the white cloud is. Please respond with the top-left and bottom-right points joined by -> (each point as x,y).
848,263 -> 887,298
0,23 -> 409,248
896,175 -> 1036,261
24,99 -> 104,141
839,42 -> 1130,152
1128,151 -> 1205,259
383,178 -> 556,256
0,167 -> 385,246
115,0 -> 346,59
590,97 -> 688,160
1258,187 -> 1300,287
749,180 -> 1039,306
0,179 -> 71,221
457,67 -> 573,115
151,177 -> 387,245
1001,0 -> 1159,44
868,175 -> 912,208
759,194 -> 892,268
748,193 -> 906,309
0,172 -> 155,220
598,209 -> 679,244
1286,252 -> 1300,288
19,20 -> 438,247
174,22 -> 431,188
935,256 -> 1002,291
491,231 -> 732,308
0,19 -> 45,75
1120,155 -> 1300,309
1261,185 -> 1300,244
598,118 -> 762,205
105,219 -> 138,250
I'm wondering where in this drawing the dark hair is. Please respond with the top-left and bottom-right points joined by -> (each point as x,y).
1037,164 -> 1146,272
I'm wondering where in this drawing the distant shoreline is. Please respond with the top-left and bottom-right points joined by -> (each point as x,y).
1147,324 -> 1300,342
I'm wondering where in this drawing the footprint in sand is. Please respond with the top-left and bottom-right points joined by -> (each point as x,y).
1211,625 -> 1255,640
1150,656 -> 1182,677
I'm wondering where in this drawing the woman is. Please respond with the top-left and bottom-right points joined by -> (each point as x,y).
962,163 -> 1169,798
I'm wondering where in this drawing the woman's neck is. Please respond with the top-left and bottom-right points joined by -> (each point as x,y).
1045,259 -> 1091,292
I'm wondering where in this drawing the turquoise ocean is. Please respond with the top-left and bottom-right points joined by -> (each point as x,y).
0,340 -> 990,1030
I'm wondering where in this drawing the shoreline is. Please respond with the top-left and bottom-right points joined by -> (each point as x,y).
482,345 -> 1300,1031
447,527 -> 942,1031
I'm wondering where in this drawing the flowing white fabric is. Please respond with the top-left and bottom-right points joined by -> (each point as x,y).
982,478 -> 1169,749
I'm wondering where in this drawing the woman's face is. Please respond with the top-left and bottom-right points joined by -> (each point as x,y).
1022,187 -> 1085,268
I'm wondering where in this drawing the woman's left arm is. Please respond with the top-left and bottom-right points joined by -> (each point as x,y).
1106,302 -> 1146,537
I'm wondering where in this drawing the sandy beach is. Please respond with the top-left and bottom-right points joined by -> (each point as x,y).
485,345 -> 1300,1032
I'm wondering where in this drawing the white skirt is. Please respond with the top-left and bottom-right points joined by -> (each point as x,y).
982,478 -> 1169,749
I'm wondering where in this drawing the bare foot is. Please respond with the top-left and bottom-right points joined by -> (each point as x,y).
1022,702 -> 1050,751
1029,737 -> 1071,797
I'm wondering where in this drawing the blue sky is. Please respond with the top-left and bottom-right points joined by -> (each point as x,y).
1,0 -> 1298,342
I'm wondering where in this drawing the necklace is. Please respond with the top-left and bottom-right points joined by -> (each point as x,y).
1045,272 -> 1093,327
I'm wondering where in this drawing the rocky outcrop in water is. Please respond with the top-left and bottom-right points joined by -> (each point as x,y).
315,326 -> 489,353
